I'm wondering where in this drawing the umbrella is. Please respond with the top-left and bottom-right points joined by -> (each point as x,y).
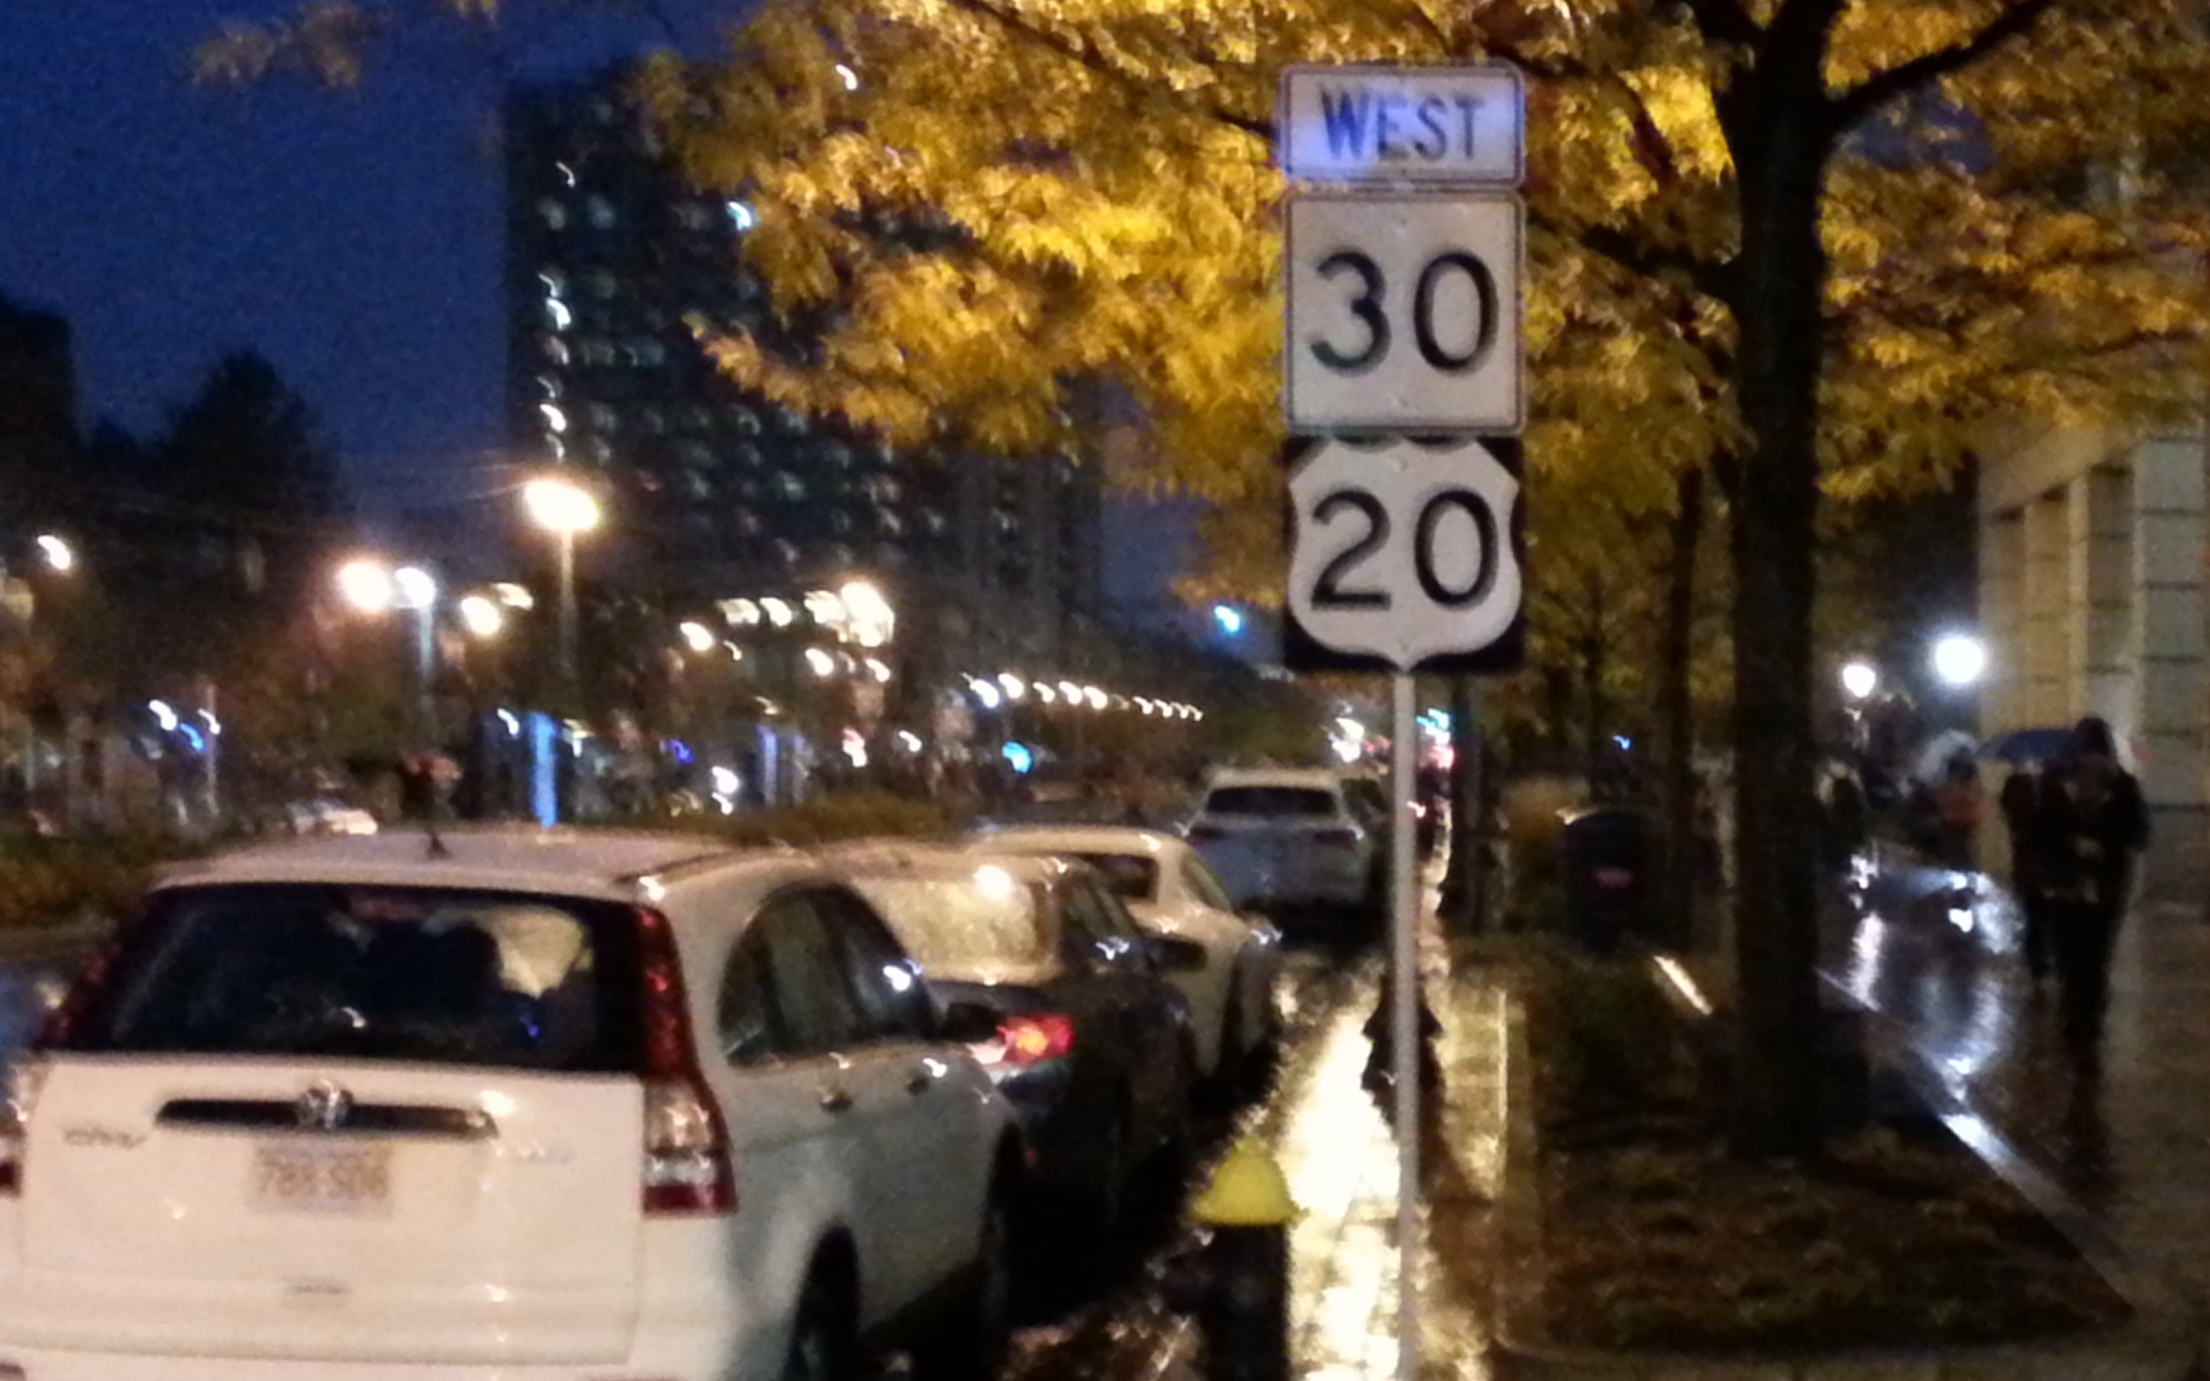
1981,724 -> 2141,771
1982,726 -> 2073,767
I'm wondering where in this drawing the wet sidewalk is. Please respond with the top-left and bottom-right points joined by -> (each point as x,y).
1824,847 -> 2210,1324
1153,951 -> 1512,1381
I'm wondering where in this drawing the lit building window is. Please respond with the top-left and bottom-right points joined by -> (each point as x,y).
776,472 -> 806,501
545,299 -> 573,331
539,403 -> 569,433
778,406 -> 810,435
543,337 -> 570,366
590,403 -> 620,432
538,198 -> 568,229
586,196 -> 616,229
732,409 -> 762,436
876,508 -> 904,535
726,200 -> 756,231
536,374 -> 561,398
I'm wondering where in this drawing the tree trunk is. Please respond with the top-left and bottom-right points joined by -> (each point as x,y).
1720,57 -> 1836,1159
1655,467 -> 1706,952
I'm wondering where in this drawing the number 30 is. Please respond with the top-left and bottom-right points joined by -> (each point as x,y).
1308,250 -> 1499,376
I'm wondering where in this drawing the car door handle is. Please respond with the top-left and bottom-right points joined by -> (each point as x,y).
818,1086 -> 855,1114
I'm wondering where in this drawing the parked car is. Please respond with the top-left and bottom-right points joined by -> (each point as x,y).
958,824 -> 1280,1082
1183,768 -> 1382,926
0,827 -> 1021,1381
831,843 -> 1203,1232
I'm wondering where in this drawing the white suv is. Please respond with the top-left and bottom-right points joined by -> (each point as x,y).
0,827 -> 1020,1381
1184,769 -> 1381,923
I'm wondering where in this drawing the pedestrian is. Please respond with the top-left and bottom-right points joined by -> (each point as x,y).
2040,716 -> 2150,1068
1998,760 -> 2056,986
1361,968 -> 1442,1101
1929,752 -> 1985,872
1821,766 -> 1867,878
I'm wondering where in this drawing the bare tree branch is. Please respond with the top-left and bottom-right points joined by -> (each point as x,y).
1827,0 -> 2059,130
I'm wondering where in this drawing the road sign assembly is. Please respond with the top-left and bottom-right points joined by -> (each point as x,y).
1275,63 -> 1528,1381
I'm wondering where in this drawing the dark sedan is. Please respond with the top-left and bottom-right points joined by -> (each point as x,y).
832,844 -> 1204,1233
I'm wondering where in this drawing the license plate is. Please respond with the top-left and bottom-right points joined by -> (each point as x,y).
251,1142 -> 392,1216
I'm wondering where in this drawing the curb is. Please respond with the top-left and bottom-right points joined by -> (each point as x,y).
1482,969 -> 2198,1381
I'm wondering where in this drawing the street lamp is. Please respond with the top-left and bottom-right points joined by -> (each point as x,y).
1840,661 -> 1878,701
458,594 -> 505,640
34,535 -> 73,574
335,558 -> 439,740
523,476 -> 601,698
1931,634 -> 1987,689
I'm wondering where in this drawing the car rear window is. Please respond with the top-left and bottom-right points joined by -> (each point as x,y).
846,872 -> 1048,972
1203,786 -> 1340,818
55,885 -> 645,1073
1067,854 -> 1159,902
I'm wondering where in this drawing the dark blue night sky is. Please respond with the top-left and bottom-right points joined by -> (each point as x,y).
0,0 -> 703,514
0,0 -> 1192,616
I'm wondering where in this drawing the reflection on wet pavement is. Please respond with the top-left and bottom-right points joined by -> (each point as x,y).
1824,846 -> 2210,1316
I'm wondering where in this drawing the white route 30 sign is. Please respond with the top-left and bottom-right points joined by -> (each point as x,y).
1282,435 -> 1525,673
1284,192 -> 1523,433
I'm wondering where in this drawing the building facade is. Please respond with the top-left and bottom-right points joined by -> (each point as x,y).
501,72 -> 1104,678
1977,427 -> 2208,892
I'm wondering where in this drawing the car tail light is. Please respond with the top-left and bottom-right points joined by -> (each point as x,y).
987,1014 -> 1076,1068
634,907 -> 735,1216
0,1062 -> 46,1198
1316,828 -> 1360,849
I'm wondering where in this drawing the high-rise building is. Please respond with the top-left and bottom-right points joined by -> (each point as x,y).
500,70 -> 1103,676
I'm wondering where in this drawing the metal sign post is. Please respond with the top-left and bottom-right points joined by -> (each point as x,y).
1276,64 -> 1526,1381
1389,671 -> 1420,1381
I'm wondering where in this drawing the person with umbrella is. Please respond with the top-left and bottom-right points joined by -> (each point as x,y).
2038,716 -> 2151,1069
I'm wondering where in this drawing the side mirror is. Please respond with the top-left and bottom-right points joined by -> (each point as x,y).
939,1001 -> 1004,1044
1146,935 -> 1210,973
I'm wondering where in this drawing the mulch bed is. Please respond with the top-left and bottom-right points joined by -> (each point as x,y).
1534,1113 -> 2130,1352
1448,941 -> 2133,1354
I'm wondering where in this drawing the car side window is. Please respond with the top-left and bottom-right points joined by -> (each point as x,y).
716,927 -> 783,1065
754,892 -> 868,1056
1060,879 -> 1143,970
1182,856 -> 1235,912
818,887 -> 936,1043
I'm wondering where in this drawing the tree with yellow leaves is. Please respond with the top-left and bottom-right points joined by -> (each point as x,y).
208,0 -> 2210,1153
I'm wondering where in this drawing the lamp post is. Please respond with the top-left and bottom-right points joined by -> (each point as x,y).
523,476 -> 601,705
337,557 -> 440,742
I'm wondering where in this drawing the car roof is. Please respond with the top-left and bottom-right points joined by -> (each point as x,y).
156,825 -> 768,904
1203,768 -> 1348,790
829,839 -> 1078,884
964,824 -> 1181,860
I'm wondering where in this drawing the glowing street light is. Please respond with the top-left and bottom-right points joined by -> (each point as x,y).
1840,661 -> 1878,701
337,558 -> 397,613
1932,634 -> 1987,689
458,594 -> 505,639
679,621 -> 717,654
34,534 -> 73,574
522,475 -> 601,695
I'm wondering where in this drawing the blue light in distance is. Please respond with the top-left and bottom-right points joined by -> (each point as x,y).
178,725 -> 205,753
1002,741 -> 1035,774
666,739 -> 695,766
1212,603 -> 1245,636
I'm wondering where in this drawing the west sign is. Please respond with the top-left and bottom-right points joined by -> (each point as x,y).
1278,65 -> 1524,187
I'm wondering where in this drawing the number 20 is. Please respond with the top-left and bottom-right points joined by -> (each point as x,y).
1311,488 -> 1500,611
1309,250 -> 1499,376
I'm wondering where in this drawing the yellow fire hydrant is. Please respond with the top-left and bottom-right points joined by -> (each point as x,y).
1162,1139 -> 1297,1381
